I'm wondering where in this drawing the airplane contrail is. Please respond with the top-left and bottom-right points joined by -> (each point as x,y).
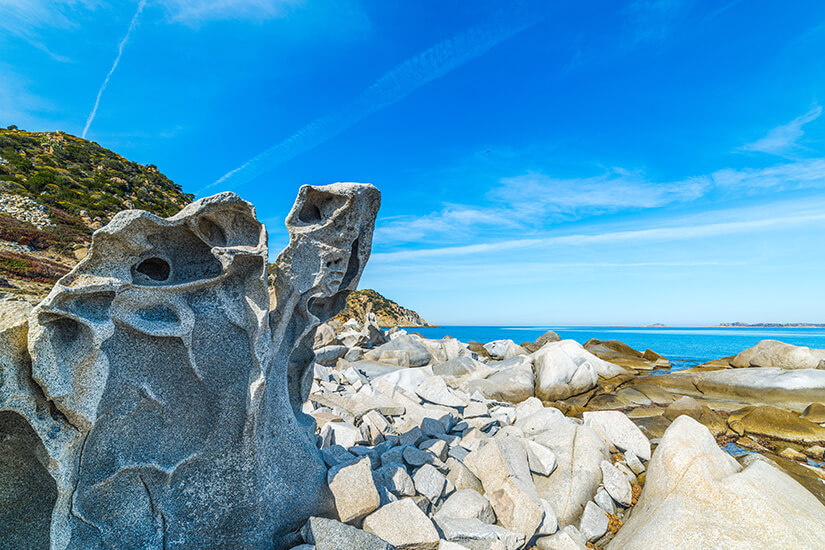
82,0 -> 147,139
200,1 -> 550,194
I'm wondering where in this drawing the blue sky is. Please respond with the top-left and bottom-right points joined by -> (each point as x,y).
3,0 -> 825,325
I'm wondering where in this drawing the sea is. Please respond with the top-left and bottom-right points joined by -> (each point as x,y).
413,326 -> 825,372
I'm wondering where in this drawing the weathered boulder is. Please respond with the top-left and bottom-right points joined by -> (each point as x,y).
533,341 -> 600,401
584,339 -> 665,370
302,516 -> 393,550
463,359 -> 535,404
314,322 -> 340,348
483,340 -> 528,360
366,334 -> 433,367
432,357 -> 494,388
420,337 -> 474,363
606,416 -> 825,549
662,396 -> 727,436
731,339 -> 825,369
6,184 -> 380,549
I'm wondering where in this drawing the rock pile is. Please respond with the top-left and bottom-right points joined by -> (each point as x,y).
0,192 -> 51,229
292,324 -> 650,549
290,322 -> 825,550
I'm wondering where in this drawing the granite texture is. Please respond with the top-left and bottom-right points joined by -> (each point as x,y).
1,183 -> 380,549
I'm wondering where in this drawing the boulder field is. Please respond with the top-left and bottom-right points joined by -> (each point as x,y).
293,319 -> 825,549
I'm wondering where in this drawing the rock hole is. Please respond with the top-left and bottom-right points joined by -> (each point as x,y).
0,411 -> 56,549
198,217 -> 227,247
135,258 -> 171,282
297,188 -> 344,224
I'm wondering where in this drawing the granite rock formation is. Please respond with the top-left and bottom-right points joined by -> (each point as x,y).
0,183 -> 379,549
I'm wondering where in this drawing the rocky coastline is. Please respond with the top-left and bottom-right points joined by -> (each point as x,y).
2,185 -> 825,549
299,318 -> 825,549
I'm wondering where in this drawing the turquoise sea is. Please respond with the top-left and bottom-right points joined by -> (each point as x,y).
414,326 -> 825,372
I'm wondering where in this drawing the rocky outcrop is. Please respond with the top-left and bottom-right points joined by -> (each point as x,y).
607,416 -> 825,549
730,339 -> 825,369
643,367 -> 825,411
333,288 -> 432,328
1,183 -> 380,549
584,339 -> 670,370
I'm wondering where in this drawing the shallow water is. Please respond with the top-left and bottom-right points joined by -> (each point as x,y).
413,325 -> 825,371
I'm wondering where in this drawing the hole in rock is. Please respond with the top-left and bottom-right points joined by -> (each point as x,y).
297,188 -> 345,224
0,411 -> 56,549
135,257 -> 171,282
198,217 -> 227,246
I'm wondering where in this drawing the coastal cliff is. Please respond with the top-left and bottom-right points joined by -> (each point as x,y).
333,288 -> 433,328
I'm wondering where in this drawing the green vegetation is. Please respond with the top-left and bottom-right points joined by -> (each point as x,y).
334,288 -> 432,328
0,128 -> 193,223
0,127 -> 194,291
0,250 -> 69,284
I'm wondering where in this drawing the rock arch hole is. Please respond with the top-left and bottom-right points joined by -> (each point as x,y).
135,257 -> 171,282
0,411 -> 56,549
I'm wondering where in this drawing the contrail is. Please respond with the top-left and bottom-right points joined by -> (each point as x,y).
200,1 -> 550,194
82,0 -> 147,139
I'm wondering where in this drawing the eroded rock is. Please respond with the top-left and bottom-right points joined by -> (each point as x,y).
8,184 -> 380,549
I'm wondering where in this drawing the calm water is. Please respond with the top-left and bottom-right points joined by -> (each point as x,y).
413,326 -> 825,371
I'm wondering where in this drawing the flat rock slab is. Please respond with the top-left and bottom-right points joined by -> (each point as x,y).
643,367 -> 825,411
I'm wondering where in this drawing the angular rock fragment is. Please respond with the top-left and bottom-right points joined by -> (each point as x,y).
578,501 -> 608,542
600,461 -> 632,507
413,464 -> 447,503
435,488 -> 496,524
328,456 -> 381,523
363,498 -> 440,550
302,517 -> 393,550
583,410 -> 651,461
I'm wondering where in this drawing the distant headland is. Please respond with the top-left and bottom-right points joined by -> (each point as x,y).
714,322 -> 825,328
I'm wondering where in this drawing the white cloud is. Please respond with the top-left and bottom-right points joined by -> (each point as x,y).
374,156 -> 825,246
0,0 -> 99,61
740,105 -> 822,155
372,198 -> 825,264
158,0 -> 302,23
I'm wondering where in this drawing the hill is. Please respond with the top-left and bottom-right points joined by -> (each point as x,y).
0,126 -> 193,294
333,288 -> 433,328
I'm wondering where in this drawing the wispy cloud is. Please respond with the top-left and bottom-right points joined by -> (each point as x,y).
82,0 -> 147,139
375,155 -> 825,246
372,198 -> 825,263
740,105 -> 822,156
374,167 -> 706,244
158,0 -> 302,23
0,0 -> 100,62
201,1 -> 550,194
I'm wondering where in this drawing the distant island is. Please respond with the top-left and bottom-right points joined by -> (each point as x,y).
715,322 -> 825,328
645,323 -> 668,327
